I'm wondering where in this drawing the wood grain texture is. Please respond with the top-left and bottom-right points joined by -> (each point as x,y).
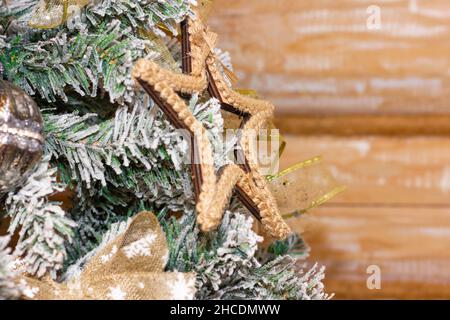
281,135 -> 450,206
281,135 -> 450,205
292,206 -> 450,299
209,0 -> 450,115
280,134 -> 450,299
290,207 -> 450,299
275,114 -> 450,136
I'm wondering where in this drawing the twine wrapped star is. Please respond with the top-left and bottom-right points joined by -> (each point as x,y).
19,212 -> 196,300
132,13 -> 291,239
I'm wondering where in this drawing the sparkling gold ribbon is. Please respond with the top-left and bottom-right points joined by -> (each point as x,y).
29,0 -> 90,29
19,212 -> 196,300
197,0 -> 215,23
235,89 -> 259,98
268,157 -> 346,217
139,28 -> 180,72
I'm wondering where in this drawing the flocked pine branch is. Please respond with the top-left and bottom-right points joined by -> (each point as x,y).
0,35 -> 6,50
197,213 -> 331,300
188,94 -> 234,169
1,19 -> 148,103
84,0 -> 196,36
162,209 -> 199,272
44,103 -> 191,262
0,236 -> 22,300
162,210 -> 332,300
6,156 -> 77,279
0,0 -> 38,18
260,233 -> 311,265
0,0 -> 195,104
44,103 -> 191,203
43,96 -> 227,263
44,95 -> 227,201
63,216 -> 132,281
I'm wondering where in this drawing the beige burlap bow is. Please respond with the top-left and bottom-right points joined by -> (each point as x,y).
19,212 -> 196,300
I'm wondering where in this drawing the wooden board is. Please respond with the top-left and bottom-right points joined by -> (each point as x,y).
290,207 -> 450,299
209,1 -> 450,298
280,135 -> 450,206
274,114 -> 450,136
290,205 -> 450,299
209,0 -> 450,115
280,134 -> 450,299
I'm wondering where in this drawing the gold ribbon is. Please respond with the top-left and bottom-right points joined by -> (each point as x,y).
29,0 -> 90,29
235,89 -> 259,98
139,28 -> 180,72
197,0 -> 215,23
268,157 -> 346,217
19,212 -> 196,300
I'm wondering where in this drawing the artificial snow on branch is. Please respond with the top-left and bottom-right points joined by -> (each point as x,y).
44,95 -> 227,198
1,20 -> 147,103
6,156 -> 77,279
0,0 -> 38,18
0,35 -> 7,50
44,95 -> 227,264
0,236 -> 22,300
44,105 -> 188,189
0,0 -> 195,104
85,0 -> 197,36
163,210 -> 332,300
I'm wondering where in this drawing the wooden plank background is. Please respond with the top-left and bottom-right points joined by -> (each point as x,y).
209,0 -> 450,299
209,0 -> 450,115
281,136 -> 450,299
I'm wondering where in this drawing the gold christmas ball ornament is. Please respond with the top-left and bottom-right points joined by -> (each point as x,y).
0,79 -> 44,193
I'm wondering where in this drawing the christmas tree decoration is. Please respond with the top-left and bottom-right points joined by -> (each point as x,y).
165,210 -> 331,300
5,156 -> 76,279
0,79 -> 43,193
133,14 -> 291,240
268,157 -> 346,218
20,212 -> 196,300
29,0 -> 90,29
196,0 -> 215,24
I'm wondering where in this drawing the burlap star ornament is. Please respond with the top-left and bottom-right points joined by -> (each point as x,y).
133,13 -> 291,240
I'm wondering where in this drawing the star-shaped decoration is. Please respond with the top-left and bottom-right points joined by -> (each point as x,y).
132,13 -> 290,239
